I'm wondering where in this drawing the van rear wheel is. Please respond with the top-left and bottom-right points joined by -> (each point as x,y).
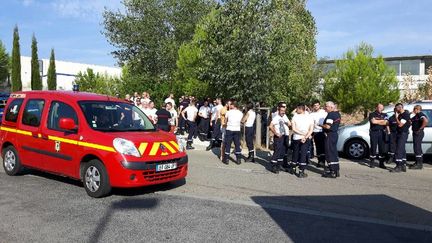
2,146 -> 23,176
345,139 -> 368,159
83,160 -> 111,198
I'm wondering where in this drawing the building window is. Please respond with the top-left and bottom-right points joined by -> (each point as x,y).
401,60 -> 420,75
385,61 -> 400,76
425,58 -> 432,74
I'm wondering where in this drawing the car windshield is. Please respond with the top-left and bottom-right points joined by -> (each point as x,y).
79,101 -> 155,132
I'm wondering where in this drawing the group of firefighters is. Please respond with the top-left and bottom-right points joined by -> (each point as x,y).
124,92 -> 428,179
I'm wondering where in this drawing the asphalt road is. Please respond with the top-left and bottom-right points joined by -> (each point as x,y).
1,146 -> 432,242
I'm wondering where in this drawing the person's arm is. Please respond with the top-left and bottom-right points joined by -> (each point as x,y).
241,112 -> 249,124
291,120 -> 305,136
420,114 -> 428,130
269,122 -> 280,138
395,112 -> 406,128
181,109 -> 187,120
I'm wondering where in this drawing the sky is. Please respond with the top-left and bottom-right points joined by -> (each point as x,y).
0,0 -> 431,67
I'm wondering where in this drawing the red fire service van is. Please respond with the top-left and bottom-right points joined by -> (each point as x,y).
0,90 -> 188,197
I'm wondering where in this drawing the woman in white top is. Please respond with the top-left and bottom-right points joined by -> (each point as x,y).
241,102 -> 256,162
291,104 -> 314,178
223,100 -> 244,165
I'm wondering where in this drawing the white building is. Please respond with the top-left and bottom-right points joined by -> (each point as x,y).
322,55 -> 432,90
20,56 -> 122,91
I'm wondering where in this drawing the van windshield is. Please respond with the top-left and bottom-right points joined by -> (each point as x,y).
79,101 -> 155,132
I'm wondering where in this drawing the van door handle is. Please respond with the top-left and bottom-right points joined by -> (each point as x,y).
41,134 -> 49,140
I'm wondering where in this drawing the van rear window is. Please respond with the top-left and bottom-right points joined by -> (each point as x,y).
5,99 -> 24,123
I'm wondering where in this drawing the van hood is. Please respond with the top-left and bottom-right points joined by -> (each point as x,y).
104,130 -> 177,144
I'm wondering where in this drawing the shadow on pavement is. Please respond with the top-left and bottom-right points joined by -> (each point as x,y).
88,198 -> 159,243
251,194 -> 432,243
20,169 -> 83,187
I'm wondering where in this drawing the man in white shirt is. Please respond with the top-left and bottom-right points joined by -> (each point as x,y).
207,98 -> 224,151
198,101 -> 211,141
310,100 -> 328,168
222,100 -> 244,165
269,103 -> 291,173
182,101 -> 198,150
164,93 -> 176,108
291,104 -> 314,178
143,101 -> 158,124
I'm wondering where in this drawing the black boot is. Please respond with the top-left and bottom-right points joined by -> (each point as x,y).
401,162 -> 407,172
322,170 -> 337,178
186,141 -> 195,150
222,156 -> 229,165
410,157 -> 423,170
379,158 -> 386,169
246,151 -> 255,163
271,163 -> 280,174
298,170 -> 308,178
206,140 -> 214,151
236,156 -> 242,165
390,165 -> 402,173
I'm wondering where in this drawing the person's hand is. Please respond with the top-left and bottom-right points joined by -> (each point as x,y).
301,137 -> 306,143
275,132 -> 282,138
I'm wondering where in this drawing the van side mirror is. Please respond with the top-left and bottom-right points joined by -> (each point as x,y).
59,118 -> 77,132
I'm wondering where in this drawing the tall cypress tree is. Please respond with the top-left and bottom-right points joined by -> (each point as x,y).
47,48 -> 56,90
11,25 -> 22,91
31,34 -> 42,90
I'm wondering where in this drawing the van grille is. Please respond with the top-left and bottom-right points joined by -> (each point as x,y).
142,165 -> 183,182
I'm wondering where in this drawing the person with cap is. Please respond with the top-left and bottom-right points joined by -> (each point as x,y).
321,101 -> 341,178
269,103 -> 291,174
409,105 -> 428,170
291,103 -> 314,178
182,101 -> 198,150
241,102 -> 256,163
369,103 -> 388,169
391,103 -> 411,173
222,100 -> 243,165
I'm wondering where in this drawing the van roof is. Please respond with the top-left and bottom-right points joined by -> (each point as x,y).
10,91 -> 125,103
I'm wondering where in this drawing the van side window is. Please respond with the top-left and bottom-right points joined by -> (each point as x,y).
421,110 -> 432,127
22,99 -> 45,127
48,101 -> 78,130
5,99 -> 24,123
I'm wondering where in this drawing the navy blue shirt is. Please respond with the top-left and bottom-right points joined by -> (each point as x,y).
397,111 -> 411,133
369,111 -> 387,131
324,111 -> 341,133
388,114 -> 398,133
411,112 -> 427,132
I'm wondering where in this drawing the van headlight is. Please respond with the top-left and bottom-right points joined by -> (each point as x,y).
176,136 -> 186,152
113,138 -> 140,157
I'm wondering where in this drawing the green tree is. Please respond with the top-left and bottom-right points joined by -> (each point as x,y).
0,40 -> 9,86
176,0 -> 317,105
418,66 -> 432,99
47,49 -> 57,90
103,0 -> 216,102
74,68 -> 122,96
11,26 -> 22,91
323,43 -> 400,117
31,34 -> 42,90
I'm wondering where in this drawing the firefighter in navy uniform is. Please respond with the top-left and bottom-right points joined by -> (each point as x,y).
321,101 -> 341,178
368,104 -> 388,169
391,103 -> 411,173
409,105 -> 428,170
386,109 -> 398,164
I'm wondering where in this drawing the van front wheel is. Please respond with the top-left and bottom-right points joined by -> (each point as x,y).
83,160 -> 111,198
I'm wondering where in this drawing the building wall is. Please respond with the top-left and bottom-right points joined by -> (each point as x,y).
20,56 -> 122,91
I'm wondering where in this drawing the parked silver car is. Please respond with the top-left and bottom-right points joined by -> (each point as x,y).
337,101 -> 432,159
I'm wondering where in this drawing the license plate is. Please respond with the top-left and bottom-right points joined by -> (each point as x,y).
156,163 -> 177,172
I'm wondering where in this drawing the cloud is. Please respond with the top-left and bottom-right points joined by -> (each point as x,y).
51,0 -> 122,22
